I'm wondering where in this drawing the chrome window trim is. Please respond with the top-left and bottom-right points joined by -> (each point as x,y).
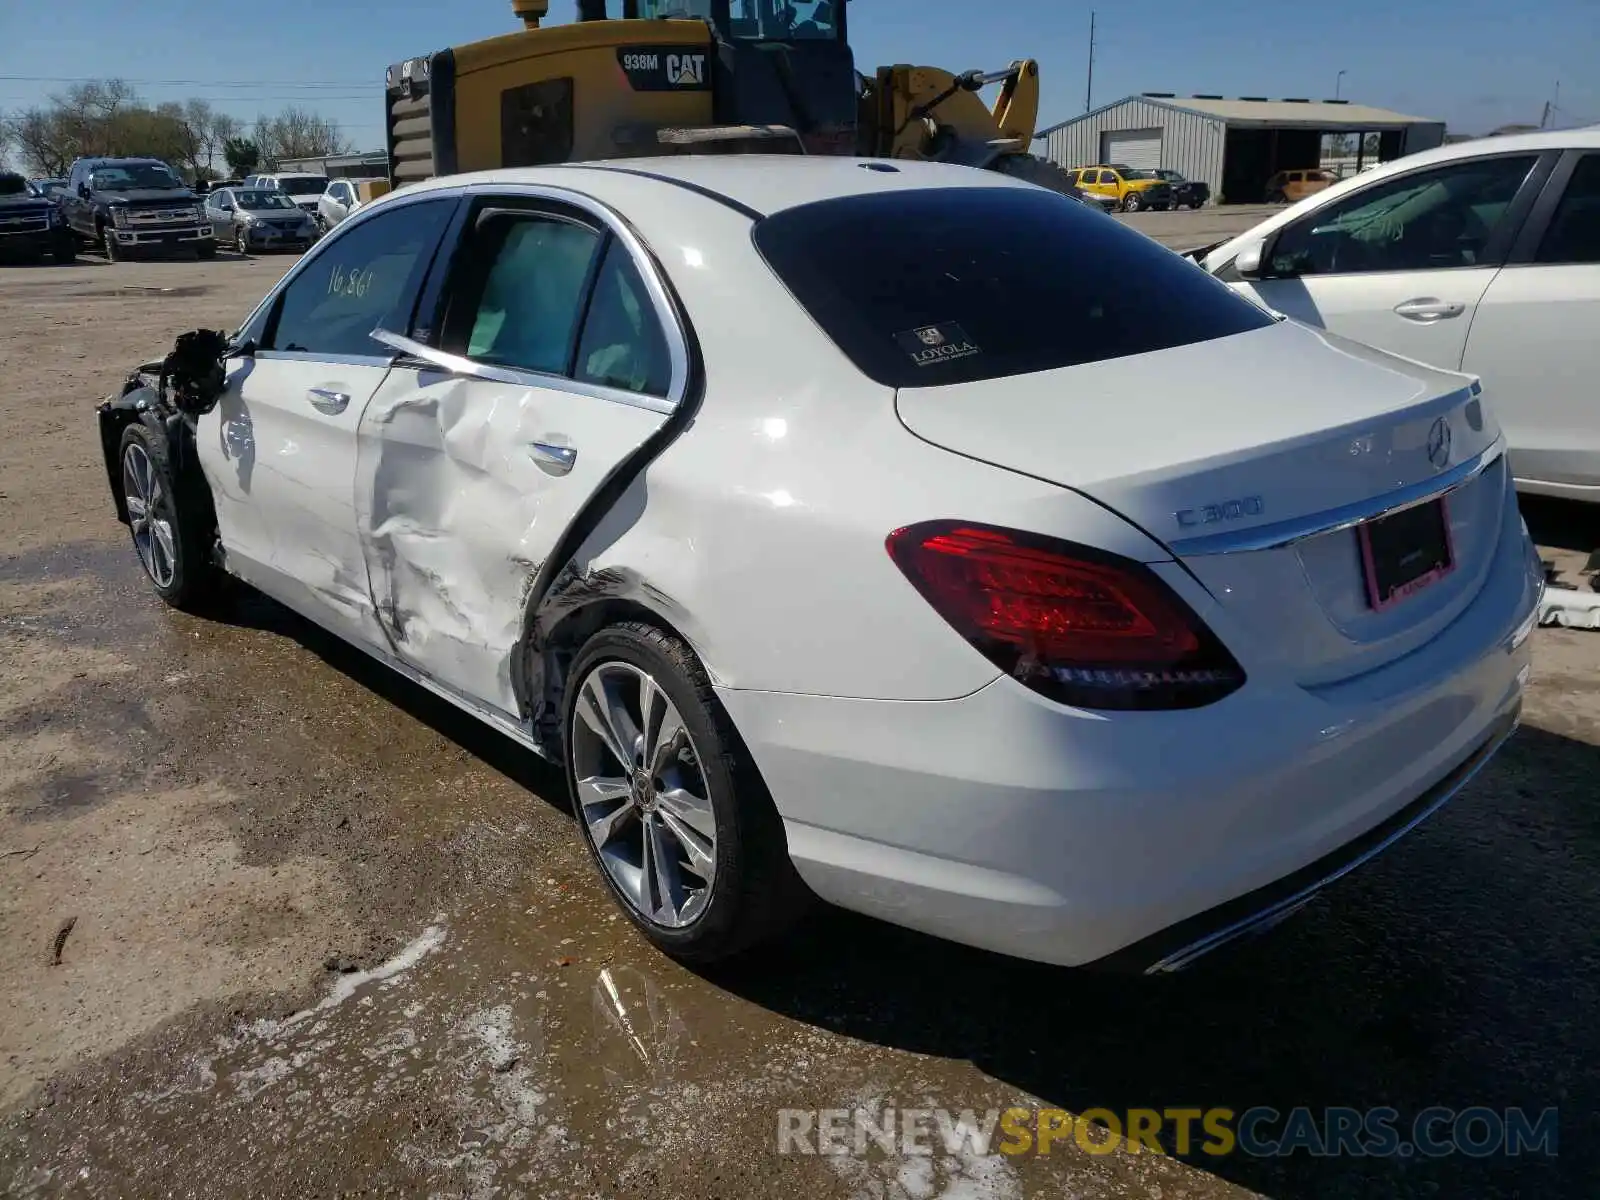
1168,435 -> 1505,558
370,329 -> 676,416
452,180 -> 691,409
255,349 -> 398,369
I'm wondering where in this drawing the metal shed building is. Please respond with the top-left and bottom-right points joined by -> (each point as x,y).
1038,95 -> 1447,204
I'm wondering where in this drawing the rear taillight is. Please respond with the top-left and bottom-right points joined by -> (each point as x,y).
886,521 -> 1244,710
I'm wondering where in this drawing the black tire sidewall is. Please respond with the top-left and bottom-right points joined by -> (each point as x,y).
562,622 -> 779,961
101,225 -> 118,262
1123,193 -> 1141,212
117,421 -> 219,612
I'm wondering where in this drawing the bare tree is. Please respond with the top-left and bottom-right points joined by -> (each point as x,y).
4,81 -> 347,179
10,108 -> 74,176
254,106 -> 350,166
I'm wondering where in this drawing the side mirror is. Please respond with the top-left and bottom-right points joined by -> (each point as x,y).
1234,240 -> 1266,279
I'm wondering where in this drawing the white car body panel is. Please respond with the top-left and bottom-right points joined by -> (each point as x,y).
354,365 -> 670,715
204,351 -> 393,650
1464,262 -> 1600,499
1200,128 -> 1600,502
169,156 -> 1541,969
1234,266 -> 1499,371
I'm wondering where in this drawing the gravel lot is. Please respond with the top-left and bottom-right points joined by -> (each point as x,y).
1,221 -> 1597,1200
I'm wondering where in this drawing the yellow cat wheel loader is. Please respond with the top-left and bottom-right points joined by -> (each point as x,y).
384,0 -> 1081,195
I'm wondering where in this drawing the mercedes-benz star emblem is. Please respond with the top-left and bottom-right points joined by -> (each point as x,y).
1426,416 -> 1452,471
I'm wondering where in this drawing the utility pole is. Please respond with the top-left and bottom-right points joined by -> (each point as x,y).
1085,11 -> 1096,114
1335,69 -> 1347,100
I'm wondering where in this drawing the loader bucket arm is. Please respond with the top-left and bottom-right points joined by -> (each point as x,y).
991,60 -> 1039,146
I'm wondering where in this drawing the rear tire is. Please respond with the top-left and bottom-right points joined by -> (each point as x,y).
563,621 -> 812,963
117,421 -> 223,613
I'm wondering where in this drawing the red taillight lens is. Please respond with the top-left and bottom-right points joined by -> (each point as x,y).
887,521 -> 1244,710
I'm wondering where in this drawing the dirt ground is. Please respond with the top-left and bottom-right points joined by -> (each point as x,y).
1,233 -> 1598,1200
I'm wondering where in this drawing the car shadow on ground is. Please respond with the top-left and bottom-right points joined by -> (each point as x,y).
120,536 -> 1599,1199
211,571 -> 1600,1198
204,580 -> 571,808
697,718 -> 1600,1198
1519,493 -> 1600,557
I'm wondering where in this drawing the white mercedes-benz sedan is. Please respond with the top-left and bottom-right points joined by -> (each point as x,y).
97,156 -> 1542,973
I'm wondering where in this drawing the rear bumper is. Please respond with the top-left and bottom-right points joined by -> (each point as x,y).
1095,705 -> 1518,973
718,506 -> 1541,970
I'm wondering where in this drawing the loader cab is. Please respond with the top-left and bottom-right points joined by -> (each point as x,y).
610,0 -> 857,154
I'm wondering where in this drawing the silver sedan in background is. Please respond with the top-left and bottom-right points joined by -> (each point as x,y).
204,187 -> 318,254
316,179 -> 373,233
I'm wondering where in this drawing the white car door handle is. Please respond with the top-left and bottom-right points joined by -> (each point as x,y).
530,441 -> 577,472
1393,298 -> 1465,322
307,387 -> 350,414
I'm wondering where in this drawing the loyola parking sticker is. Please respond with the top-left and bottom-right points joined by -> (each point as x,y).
895,322 -> 982,367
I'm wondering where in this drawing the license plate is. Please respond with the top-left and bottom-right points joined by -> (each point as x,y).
1357,497 -> 1455,611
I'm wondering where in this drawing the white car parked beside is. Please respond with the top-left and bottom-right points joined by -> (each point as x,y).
1200,129 -> 1600,504
98,156 -> 1541,973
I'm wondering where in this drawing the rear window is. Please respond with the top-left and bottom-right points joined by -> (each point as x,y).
751,186 -> 1275,388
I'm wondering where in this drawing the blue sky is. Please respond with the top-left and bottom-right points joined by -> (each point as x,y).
2,0 -> 1593,156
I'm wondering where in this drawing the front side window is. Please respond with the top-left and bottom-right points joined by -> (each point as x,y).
754,186 -> 1275,389
459,216 -> 603,376
1536,154 -> 1600,265
574,241 -> 672,396
267,197 -> 456,357
1269,154 -> 1538,276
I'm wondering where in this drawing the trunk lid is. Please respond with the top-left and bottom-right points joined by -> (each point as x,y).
894,321 -> 1508,685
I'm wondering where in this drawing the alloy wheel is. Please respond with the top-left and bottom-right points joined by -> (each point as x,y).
122,441 -> 176,588
570,662 -> 717,928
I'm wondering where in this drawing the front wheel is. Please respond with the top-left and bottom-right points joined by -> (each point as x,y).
118,422 -> 222,612
563,621 -> 811,963
1122,192 -> 1143,212
235,226 -> 249,255
101,225 -> 120,262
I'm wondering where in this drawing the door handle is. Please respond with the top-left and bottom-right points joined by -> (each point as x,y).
307,387 -> 350,414
1393,298 -> 1465,322
530,441 -> 577,473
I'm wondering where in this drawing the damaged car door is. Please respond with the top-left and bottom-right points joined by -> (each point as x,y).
202,195 -> 458,648
357,193 -> 686,714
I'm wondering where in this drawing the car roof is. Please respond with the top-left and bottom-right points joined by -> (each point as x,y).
377,155 -> 1035,221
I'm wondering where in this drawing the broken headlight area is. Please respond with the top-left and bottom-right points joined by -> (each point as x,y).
96,327 -> 232,529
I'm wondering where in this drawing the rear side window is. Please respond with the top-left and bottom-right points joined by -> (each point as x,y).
752,186 -> 1275,388
1537,154 -> 1600,265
